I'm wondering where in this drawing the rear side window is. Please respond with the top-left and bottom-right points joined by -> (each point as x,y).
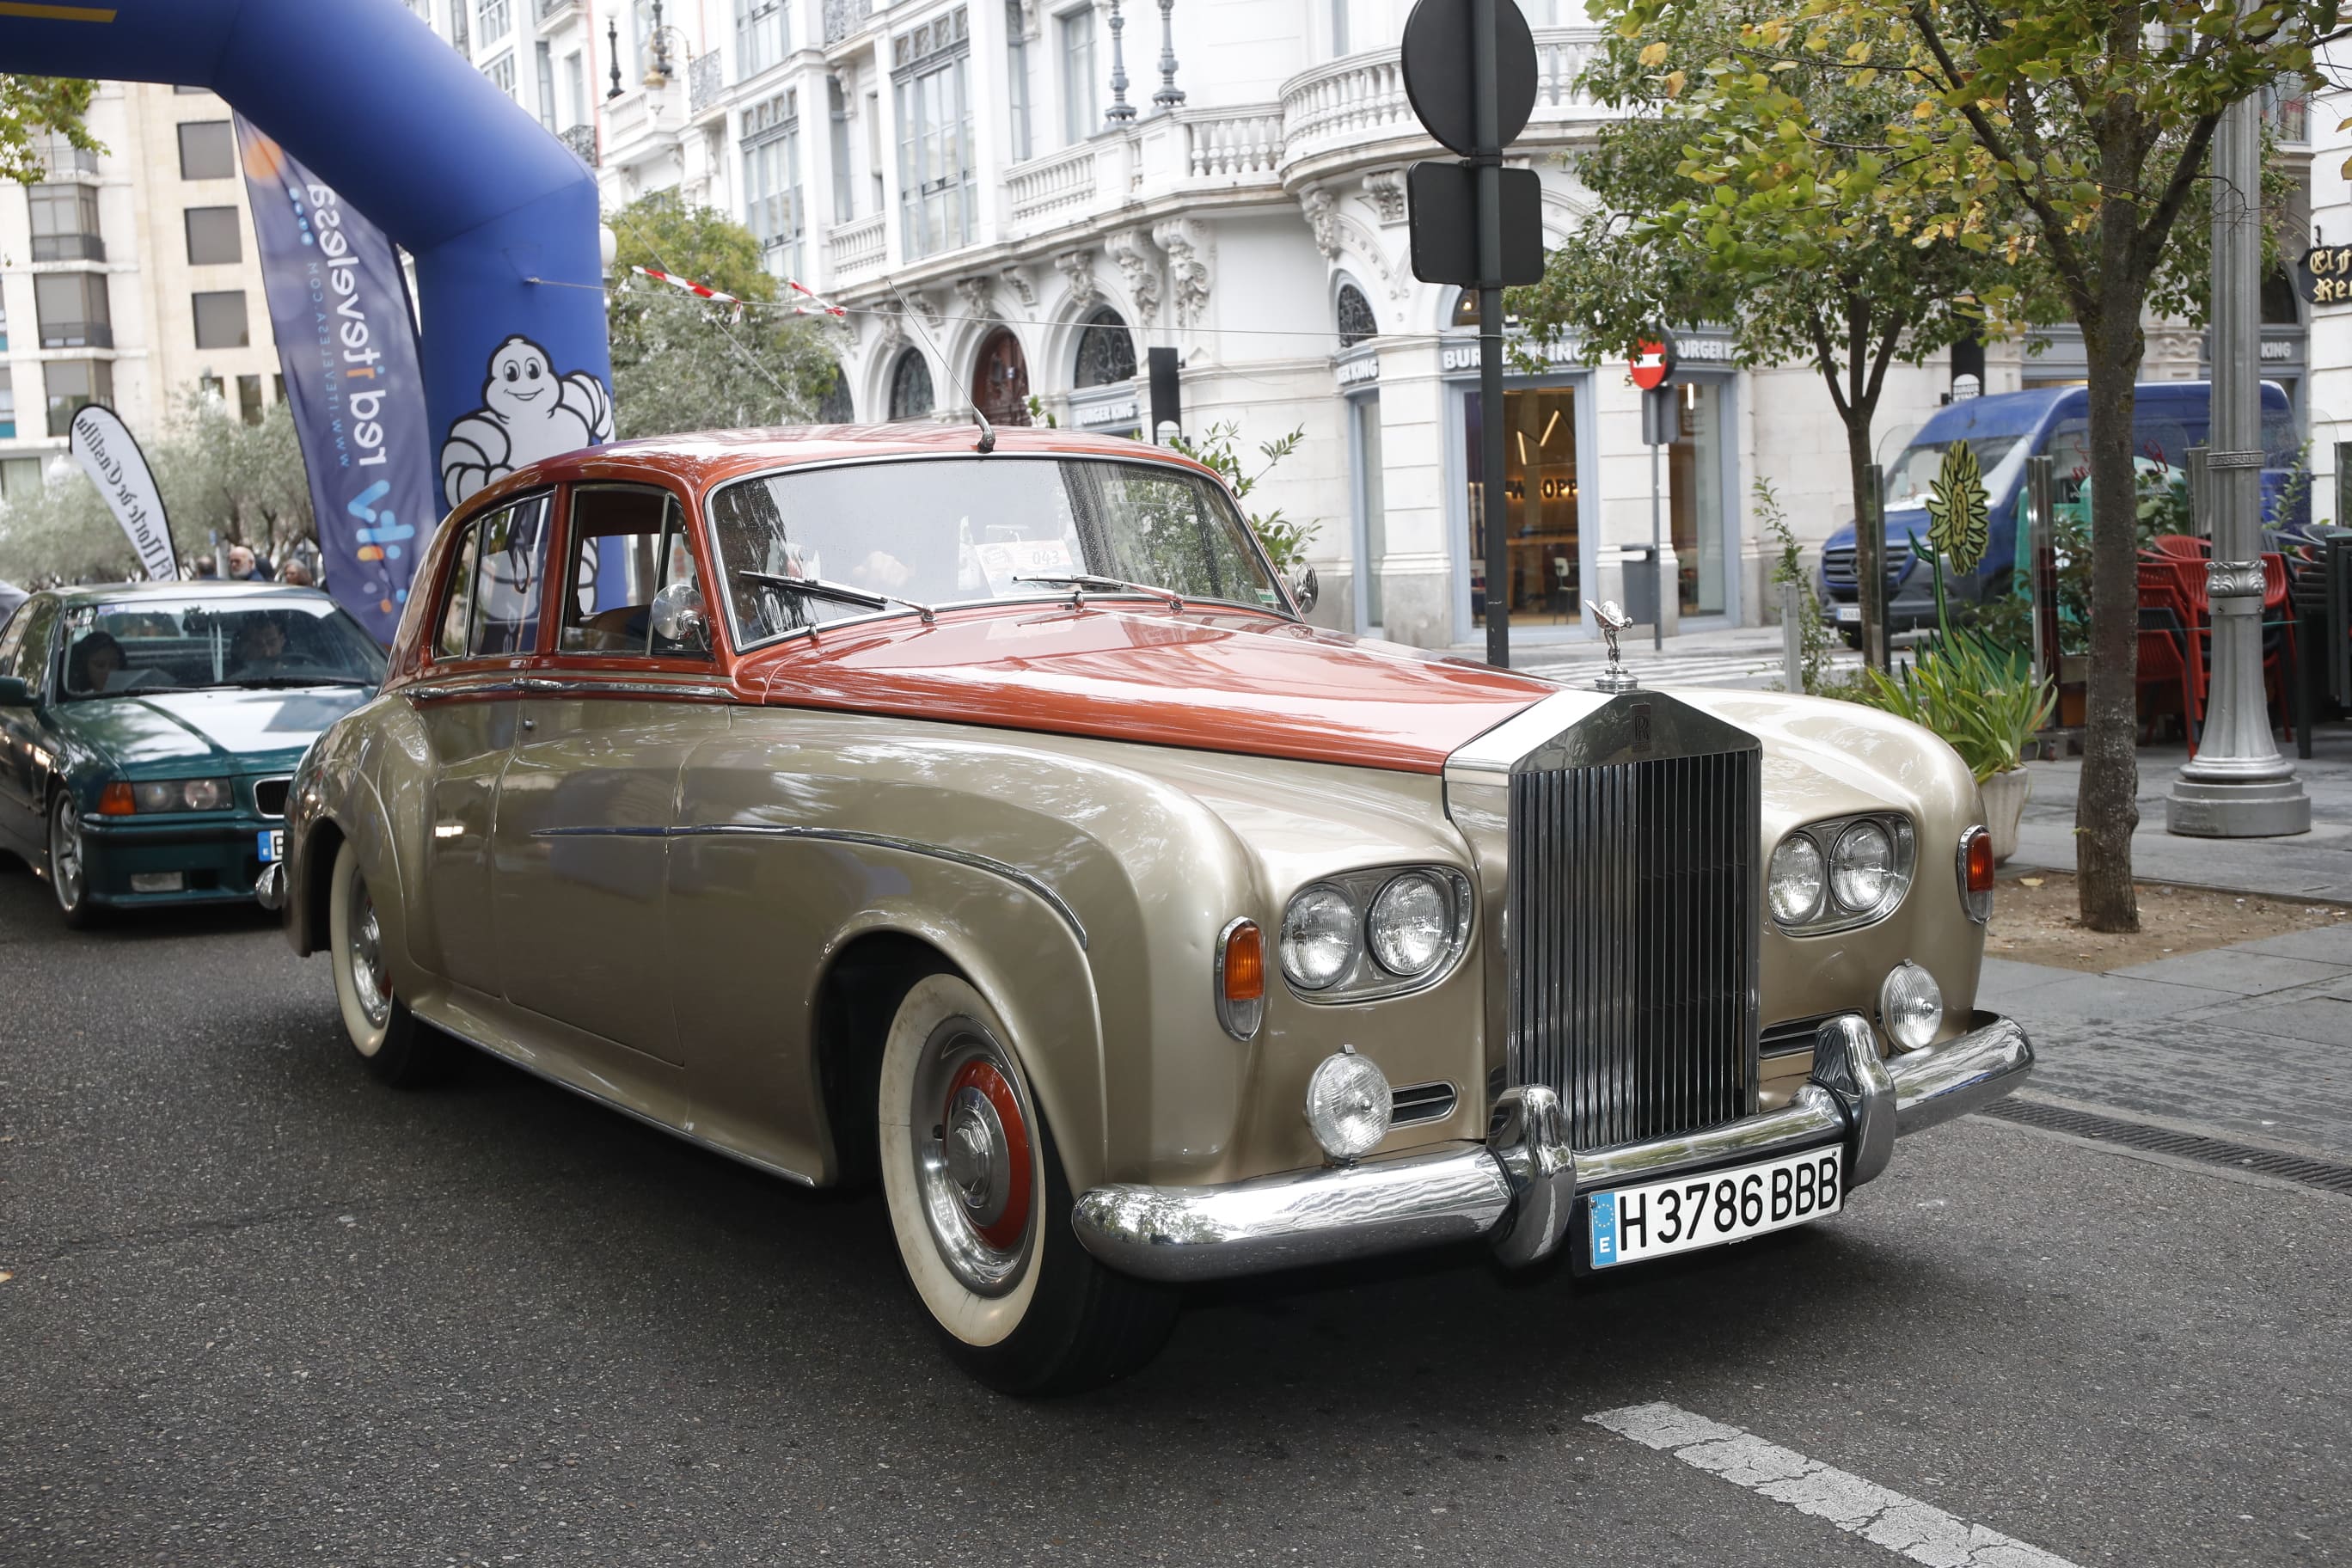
4,598 -> 58,691
435,494 -> 552,660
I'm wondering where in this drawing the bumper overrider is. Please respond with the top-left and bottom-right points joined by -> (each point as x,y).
1071,1012 -> 2031,1283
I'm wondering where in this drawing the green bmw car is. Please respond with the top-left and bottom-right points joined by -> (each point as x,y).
0,581 -> 385,926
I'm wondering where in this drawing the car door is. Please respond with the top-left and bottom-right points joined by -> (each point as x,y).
0,596 -> 59,854
407,492 -> 552,996
492,481 -> 730,1074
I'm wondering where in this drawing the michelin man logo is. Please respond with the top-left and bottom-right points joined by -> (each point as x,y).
439,334 -> 615,508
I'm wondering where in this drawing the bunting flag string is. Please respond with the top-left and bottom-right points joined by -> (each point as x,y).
628,266 -> 847,322
786,279 -> 848,318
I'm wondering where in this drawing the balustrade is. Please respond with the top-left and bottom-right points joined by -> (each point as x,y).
1008,146 -> 1099,225
828,213 -> 887,278
1183,109 -> 1283,181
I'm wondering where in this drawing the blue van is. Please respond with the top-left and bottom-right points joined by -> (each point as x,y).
1817,381 -> 2302,643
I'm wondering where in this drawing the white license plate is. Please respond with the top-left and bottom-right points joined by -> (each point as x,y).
1835,603 -> 1861,623
257,829 -> 284,863
1588,1145 -> 1843,1267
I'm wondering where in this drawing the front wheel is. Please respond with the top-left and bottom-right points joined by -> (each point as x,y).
327,839 -> 456,1087
47,793 -> 100,928
877,971 -> 1175,1395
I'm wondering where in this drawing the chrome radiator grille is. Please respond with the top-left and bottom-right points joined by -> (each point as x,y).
1507,743 -> 1761,1152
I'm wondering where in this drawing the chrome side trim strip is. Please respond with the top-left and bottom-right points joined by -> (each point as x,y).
529,822 -> 1087,948
517,678 -> 736,701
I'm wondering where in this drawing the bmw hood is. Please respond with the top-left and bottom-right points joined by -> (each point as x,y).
62,687 -> 373,774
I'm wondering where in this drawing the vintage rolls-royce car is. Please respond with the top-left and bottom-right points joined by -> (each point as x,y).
263,425 -> 2030,1393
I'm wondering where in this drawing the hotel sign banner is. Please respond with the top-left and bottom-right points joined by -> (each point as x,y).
236,117 -> 438,644
2298,244 -> 2352,306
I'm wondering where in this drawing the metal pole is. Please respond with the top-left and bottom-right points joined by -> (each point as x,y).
1649,438 -> 1663,651
1780,579 -> 1803,691
2185,444 -> 2209,537
1858,461 -> 1885,672
2026,454 -> 2056,696
1474,0 -> 1509,669
2166,83 -> 2308,836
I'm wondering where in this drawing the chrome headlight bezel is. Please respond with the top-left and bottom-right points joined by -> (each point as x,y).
1767,812 -> 1915,935
1279,866 -> 1476,1003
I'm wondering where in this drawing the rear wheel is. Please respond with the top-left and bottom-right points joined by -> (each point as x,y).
328,839 -> 455,1087
47,793 -> 99,928
877,971 -> 1175,1395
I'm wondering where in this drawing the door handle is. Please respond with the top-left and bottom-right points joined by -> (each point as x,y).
520,677 -> 564,694
520,716 -> 536,732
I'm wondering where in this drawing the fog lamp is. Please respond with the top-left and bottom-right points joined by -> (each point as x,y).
1303,1045 -> 1391,1162
1878,961 -> 1944,1051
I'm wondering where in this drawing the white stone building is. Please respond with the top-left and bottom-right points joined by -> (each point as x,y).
402,0 -> 2323,648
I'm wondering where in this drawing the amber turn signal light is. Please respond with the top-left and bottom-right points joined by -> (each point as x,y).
1215,919 -> 1265,1041
97,781 -> 136,816
1965,830 -> 1995,894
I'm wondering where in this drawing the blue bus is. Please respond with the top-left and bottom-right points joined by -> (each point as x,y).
1817,381 -> 2302,644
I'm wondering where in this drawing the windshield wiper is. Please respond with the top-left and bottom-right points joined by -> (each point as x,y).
225,676 -> 374,689
740,571 -> 936,625
1013,573 -> 1186,612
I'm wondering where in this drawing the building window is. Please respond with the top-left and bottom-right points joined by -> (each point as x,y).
484,49 -> 518,100
565,52 -> 587,126
971,328 -> 1032,427
1331,0 -> 1348,56
273,372 -> 286,403
1059,6 -> 1095,144
199,373 -> 224,401
0,369 -> 15,440
450,0 -> 471,58
536,41 -> 557,129
744,91 -> 804,281
479,0 -> 512,41
185,205 -> 242,266
34,132 -> 96,177
894,8 -> 975,260
888,349 -> 934,420
828,77 -> 854,223
628,0 -> 654,78
28,182 -> 103,262
736,0 -> 788,77
238,374 -> 265,426
34,271 -> 111,348
44,359 -> 113,438
1337,283 -> 1377,347
816,363 -> 854,422
177,119 -> 235,180
1006,0 -> 1032,162
193,289 -> 251,350
0,299 -> 9,352
0,456 -> 38,496
1073,306 -> 1135,387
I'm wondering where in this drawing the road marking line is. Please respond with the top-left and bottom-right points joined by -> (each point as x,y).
1587,1402 -> 2081,1568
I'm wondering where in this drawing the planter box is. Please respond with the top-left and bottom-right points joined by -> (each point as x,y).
1978,767 -> 2031,865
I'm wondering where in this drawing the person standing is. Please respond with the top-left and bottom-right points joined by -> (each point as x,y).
225,544 -> 274,581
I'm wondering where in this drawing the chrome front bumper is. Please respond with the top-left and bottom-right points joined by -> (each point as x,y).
1071,1011 -> 2031,1283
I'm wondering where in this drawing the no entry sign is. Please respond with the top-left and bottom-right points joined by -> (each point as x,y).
1629,333 -> 1678,390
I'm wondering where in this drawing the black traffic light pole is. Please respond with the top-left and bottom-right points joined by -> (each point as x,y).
1473,0 -> 1509,670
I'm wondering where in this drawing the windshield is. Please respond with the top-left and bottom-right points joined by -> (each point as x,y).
1882,435 -> 2024,511
56,596 -> 388,700
707,456 -> 1286,646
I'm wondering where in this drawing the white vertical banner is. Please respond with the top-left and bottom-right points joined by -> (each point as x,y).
69,405 -> 178,582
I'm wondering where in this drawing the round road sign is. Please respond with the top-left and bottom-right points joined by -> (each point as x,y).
1629,332 -> 1678,391
1401,0 -> 1540,160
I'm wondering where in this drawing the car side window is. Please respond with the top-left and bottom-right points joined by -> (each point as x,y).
434,519 -> 484,662
559,486 -> 709,659
5,599 -> 59,695
0,600 -> 31,677
433,495 -> 554,662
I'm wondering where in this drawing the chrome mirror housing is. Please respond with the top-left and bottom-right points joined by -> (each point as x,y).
1288,564 -> 1320,616
651,580 -> 708,647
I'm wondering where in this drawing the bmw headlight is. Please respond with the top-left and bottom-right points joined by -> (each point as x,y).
1280,867 -> 1474,1002
1768,813 -> 1914,934
128,777 -> 233,813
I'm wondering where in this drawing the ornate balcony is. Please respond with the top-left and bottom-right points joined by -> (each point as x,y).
1182,107 -> 1283,181
824,0 -> 873,45
559,121 -> 597,166
689,50 -> 725,115
1277,28 -> 1600,185
1007,144 -> 1099,227
536,0 -> 575,21
827,212 -> 887,280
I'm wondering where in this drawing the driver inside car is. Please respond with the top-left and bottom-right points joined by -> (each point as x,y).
229,617 -> 291,678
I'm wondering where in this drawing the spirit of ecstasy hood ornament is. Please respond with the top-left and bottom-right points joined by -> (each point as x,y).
1587,600 -> 1638,693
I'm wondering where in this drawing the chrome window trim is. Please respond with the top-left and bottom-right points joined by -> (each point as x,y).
529,821 -> 1086,948
1769,812 -> 1916,936
700,450 -> 1302,655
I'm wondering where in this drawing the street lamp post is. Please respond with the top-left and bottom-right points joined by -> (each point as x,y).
2165,85 -> 2309,836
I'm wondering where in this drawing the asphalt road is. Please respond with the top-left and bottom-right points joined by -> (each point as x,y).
3,859 -> 2347,1567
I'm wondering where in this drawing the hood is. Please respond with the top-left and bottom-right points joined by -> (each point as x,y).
1822,506 -> 1930,554
60,686 -> 372,775
752,606 -> 1558,774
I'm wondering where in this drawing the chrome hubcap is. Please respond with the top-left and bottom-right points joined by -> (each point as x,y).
349,887 -> 390,1029
50,799 -> 83,910
913,1023 -> 1035,1296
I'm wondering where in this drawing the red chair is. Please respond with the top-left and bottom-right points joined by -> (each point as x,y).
2152,534 -> 2210,560
2137,604 -> 2202,755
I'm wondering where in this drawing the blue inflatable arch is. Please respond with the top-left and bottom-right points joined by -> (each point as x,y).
0,0 -> 609,505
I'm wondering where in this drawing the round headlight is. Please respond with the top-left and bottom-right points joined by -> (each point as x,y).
1303,1046 -> 1392,1161
1280,885 -> 1358,990
1367,873 -> 1449,977
132,781 -> 180,813
1768,834 -> 1825,925
1879,960 -> 1944,1051
181,778 -> 228,812
1831,820 -> 1896,911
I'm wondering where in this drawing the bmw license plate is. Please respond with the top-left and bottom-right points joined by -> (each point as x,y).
257,829 -> 284,863
1834,603 -> 1861,623
1587,1146 -> 1843,1267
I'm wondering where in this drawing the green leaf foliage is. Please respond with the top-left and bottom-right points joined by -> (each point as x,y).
0,76 -> 101,186
1860,624 -> 2055,782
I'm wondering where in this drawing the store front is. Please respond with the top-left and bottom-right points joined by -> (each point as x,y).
1461,377 -> 1587,634
1665,371 -> 1737,622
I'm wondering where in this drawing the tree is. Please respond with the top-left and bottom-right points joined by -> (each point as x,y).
0,75 -> 100,184
1624,0 -> 2341,933
604,189 -> 847,438
1510,0 -> 2048,621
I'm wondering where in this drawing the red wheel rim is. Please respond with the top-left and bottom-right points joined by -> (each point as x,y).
948,1057 -> 1032,1252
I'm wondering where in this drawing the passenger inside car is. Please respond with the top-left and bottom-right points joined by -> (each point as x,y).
66,632 -> 125,695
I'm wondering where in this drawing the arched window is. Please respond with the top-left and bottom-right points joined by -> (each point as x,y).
1450,288 -> 1479,328
971,328 -> 1033,426
1337,283 -> 1377,348
888,349 -> 934,421
816,362 -> 854,424
1074,306 -> 1136,387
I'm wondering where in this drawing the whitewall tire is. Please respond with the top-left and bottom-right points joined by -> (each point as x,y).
326,839 -> 454,1087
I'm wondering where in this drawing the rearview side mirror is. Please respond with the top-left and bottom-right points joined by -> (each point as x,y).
1287,565 -> 1320,616
0,675 -> 31,708
650,579 -> 709,651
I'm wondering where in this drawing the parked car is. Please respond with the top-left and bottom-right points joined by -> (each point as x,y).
0,581 -> 386,924
1820,379 -> 2301,644
265,425 -> 2031,1393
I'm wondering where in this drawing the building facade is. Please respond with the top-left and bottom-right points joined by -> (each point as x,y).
0,82 -> 285,504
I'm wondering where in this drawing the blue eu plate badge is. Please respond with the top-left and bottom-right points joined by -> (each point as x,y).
1589,1191 -> 1620,1266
